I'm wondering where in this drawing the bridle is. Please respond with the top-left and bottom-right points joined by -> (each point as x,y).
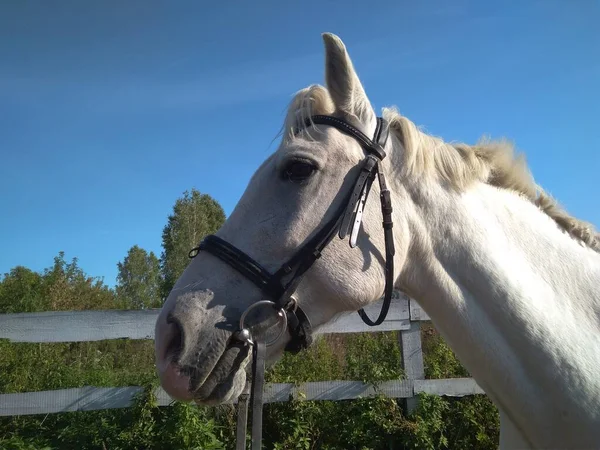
188,114 -> 396,449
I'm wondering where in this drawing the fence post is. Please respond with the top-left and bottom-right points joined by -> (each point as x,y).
399,299 -> 425,414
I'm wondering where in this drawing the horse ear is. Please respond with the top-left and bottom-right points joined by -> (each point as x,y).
322,33 -> 375,126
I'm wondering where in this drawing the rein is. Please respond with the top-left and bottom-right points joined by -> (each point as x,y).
189,114 -> 396,449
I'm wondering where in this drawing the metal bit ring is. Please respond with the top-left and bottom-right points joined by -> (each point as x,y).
236,300 -> 287,347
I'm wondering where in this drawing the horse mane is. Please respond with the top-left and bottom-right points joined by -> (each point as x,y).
283,85 -> 600,252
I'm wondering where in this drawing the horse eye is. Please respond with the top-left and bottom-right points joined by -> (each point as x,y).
283,161 -> 316,183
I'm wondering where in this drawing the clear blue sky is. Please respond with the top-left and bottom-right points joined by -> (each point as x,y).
1,0 -> 598,287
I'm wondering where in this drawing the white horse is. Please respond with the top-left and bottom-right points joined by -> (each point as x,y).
154,33 -> 600,449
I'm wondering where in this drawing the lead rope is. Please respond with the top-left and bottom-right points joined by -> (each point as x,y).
236,339 -> 267,450
235,382 -> 250,450
250,341 -> 266,450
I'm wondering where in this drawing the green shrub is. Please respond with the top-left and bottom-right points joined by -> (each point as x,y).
421,324 -> 469,379
0,384 -> 234,450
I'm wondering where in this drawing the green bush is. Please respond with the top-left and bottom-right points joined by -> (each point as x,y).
421,324 -> 469,379
0,385 -> 235,449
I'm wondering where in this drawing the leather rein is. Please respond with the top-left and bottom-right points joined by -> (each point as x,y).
188,114 -> 396,449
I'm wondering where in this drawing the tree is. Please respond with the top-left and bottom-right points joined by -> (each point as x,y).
116,245 -> 162,309
41,251 -> 116,311
0,266 -> 45,313
160,189 -> 226,297
0,252 -> 116,313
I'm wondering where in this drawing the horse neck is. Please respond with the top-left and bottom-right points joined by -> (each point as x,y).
392,172 -> 600,447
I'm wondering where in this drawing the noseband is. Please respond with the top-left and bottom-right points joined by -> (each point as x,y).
188,114 -> 396,450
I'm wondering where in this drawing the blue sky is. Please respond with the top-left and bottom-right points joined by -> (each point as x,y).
1,0 -> 598,286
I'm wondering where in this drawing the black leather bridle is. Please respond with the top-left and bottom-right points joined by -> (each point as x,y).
188,114 -> 396,450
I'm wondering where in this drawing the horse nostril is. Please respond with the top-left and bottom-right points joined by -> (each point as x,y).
165,313 -> 184,362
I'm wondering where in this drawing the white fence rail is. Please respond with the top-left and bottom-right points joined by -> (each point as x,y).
0,293 -> 482,417
0,296 -> 411,343
0,379 -> 483,417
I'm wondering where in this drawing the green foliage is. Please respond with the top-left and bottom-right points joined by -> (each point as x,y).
398,393 -> 499,450
160,189 -> 226,297
260,330 -> 498,450
0,385 -> 236,449
0,340 -> 156,393
345,332 -> 404,383
421,324 -> 470,379
0,266 -> 44,313
116,245 -> 162,309
263,392 -> 499,450
0,252 -> 115,313
266,336 -> 345,383
41,252 -> 117,311
265,395 -> 407,450
267,332 -> 403,386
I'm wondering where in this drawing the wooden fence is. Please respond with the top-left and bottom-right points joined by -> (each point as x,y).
0,292 -> 484,417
